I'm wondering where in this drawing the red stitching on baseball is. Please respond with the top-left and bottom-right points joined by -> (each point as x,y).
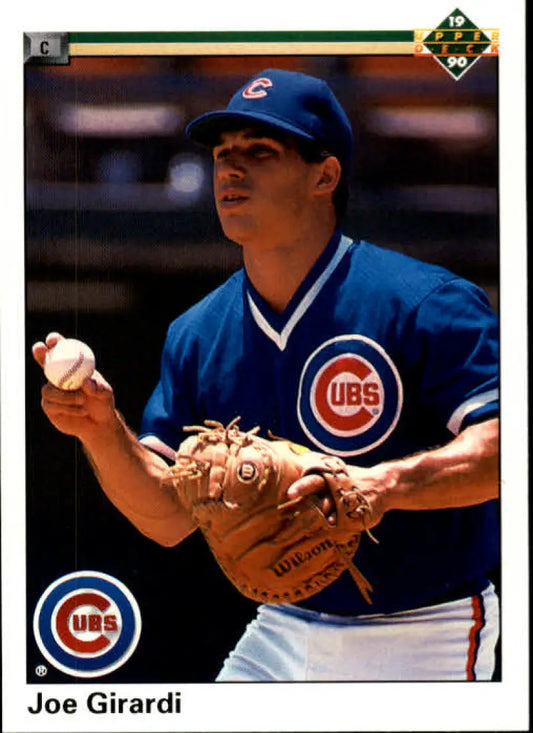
58,352 -> 85,389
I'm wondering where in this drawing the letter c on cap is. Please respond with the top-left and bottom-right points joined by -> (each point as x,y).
242,77 -> 273,99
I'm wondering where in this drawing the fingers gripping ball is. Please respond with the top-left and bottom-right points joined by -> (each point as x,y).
163,417 -> 376,605
43,339 -> 96,391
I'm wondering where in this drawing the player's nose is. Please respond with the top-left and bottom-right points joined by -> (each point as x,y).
214,153 -> 246,181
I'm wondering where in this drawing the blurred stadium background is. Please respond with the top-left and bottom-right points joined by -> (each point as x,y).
25,53 -> 499,683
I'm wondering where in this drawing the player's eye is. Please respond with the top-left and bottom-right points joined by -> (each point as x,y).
213,142 -> 277,162
213,147 -> 230,161
248,144 -> 276,158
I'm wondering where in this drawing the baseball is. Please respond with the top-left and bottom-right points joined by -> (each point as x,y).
43,338 -> 96,391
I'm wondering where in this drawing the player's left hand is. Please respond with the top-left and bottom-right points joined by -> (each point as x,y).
287,467 -> 388,532
285,473 -> 337,524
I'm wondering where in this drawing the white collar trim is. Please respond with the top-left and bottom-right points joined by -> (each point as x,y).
247,235 -> 353,351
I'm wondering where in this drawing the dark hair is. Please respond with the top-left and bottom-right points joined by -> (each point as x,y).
211,121 -> 350,220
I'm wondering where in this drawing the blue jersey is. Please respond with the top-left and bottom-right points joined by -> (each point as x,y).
140,230 -> 499,615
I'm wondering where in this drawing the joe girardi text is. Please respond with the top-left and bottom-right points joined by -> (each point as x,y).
28,690 -> 182,715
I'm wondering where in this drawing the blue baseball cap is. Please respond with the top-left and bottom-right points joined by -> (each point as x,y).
186,68 -> 353,170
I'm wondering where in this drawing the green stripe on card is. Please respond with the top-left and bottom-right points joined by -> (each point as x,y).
68,30 -> 414,44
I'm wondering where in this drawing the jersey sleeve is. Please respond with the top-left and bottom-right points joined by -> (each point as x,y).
405,278 -> 499,435
138,322 -> 197,457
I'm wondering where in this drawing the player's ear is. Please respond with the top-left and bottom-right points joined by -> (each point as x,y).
313,155 -> 342,197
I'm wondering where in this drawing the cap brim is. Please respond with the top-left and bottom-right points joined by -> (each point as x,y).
186,110 -> 316,148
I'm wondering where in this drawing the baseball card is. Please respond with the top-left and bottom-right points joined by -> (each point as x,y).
1,1 -> 528,731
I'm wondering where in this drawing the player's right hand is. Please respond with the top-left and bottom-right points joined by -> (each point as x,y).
32,332 -> 117,441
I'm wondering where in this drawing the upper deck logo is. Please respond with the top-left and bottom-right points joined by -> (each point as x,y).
414,8 -> 498,80
298,335 -> 403,456
33,571 -> 141,678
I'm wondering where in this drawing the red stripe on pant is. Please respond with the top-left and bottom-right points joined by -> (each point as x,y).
466,594 -> 485,680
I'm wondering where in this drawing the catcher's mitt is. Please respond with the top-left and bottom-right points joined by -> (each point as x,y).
162,417 -> 377,605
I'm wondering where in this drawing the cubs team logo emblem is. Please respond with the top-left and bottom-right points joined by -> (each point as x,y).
298,335 -> 403,456
33,571 -> 141,678
242,77 -> 273,99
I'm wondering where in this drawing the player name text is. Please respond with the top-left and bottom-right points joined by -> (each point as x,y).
27,690 -> 182,715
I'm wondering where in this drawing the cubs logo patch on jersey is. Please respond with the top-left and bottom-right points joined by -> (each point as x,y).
297,335 -> 403,456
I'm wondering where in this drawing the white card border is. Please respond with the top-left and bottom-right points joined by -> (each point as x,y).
2,1 -> 528,731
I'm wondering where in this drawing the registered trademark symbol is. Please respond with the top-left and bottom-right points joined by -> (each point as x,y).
35,664 -> 48,677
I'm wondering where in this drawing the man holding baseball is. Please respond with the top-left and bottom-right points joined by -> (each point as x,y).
33,68 -> 499,681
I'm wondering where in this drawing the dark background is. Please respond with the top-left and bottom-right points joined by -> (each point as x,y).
25,53 -> 499,683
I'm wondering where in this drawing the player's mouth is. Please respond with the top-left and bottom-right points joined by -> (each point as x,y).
218,190 -> 250,208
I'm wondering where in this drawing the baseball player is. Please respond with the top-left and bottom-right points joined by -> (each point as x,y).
33,68 -> 499,681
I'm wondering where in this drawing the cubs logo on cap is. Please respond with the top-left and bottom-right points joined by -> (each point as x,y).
298,335 -> 403,456
242,77 -> 273,99
33,571 -> 141,677
186,68 -> 354,170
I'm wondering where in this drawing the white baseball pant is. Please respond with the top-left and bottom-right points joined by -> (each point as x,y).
216,583 -> 499,681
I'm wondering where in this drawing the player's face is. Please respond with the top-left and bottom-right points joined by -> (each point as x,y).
212,128 -> 320,248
